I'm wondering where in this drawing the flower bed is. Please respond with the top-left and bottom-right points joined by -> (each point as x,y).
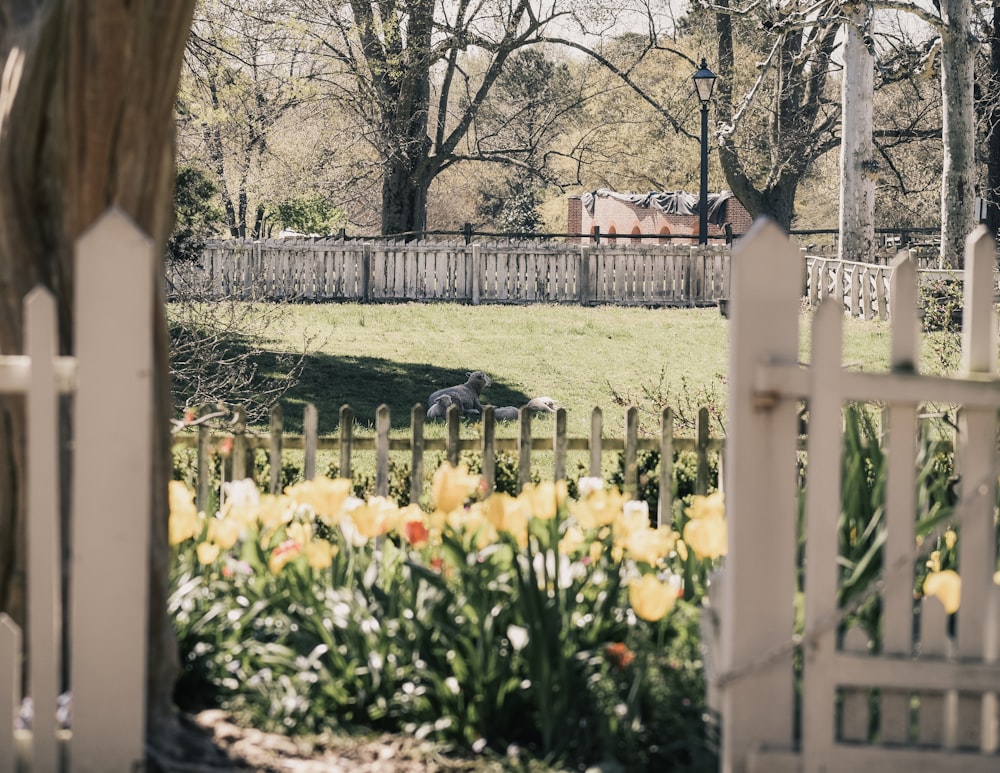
168,464 -> 724,770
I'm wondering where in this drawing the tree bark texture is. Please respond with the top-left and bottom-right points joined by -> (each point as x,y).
0,0 -> 194,751
939,0 -> 976,267
839,7 -> 876,262
985,6 -> 1000,236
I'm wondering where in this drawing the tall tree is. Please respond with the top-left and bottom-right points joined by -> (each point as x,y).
181,0 -> 322,238
938,0 -> 977,265
839,5 -> 876,261
0,1 -> 200,762
713,0 -> 841,230
294,0 -> 579,235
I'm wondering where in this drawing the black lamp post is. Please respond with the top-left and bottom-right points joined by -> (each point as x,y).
692,58 -> 717,246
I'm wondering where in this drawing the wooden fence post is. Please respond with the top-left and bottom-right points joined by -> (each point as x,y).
624,407 -> 638,497
579,246 -> 591,305
339,405 -> 354,478
304,404 -> 318,481
269,404 -> 284,494
695,406 -> 710,495
518,408 -> 532,493
482,407 -> 496,496
657,407 -> 674,528
376,405 -> 390,497
589,408 -> 603,477
722,218 -> 802,773
410,405 -> 426,502
362,243 -> 372,302
472,244 -> 481,306
232,405 -> 248,481
70,208 -> 152,772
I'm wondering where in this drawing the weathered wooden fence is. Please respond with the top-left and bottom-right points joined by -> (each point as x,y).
167,238 -> 730,307
716,220 -> 1000,772
802,253 -> 991,321
1,210 -> 153,772
171,402 -> 723,527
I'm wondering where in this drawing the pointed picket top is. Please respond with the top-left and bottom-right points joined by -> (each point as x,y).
889,249 -> 918,370
731,217 -> 802,304
77,205 -> 153,262
961,225 -> 997,375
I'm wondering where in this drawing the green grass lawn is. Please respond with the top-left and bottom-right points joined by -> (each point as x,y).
236,300 -> 935,441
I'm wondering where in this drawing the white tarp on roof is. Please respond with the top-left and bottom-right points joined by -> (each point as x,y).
581,189 -> 734,224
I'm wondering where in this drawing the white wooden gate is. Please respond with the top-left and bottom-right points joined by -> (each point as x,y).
0,208 -> 153,772
716,219 -> 1000,772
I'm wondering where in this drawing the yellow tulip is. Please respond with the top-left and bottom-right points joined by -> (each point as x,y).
304,539 -> 337,570
625,526 -> 677,566
520,481 -> 568,520
559,524 -> 587,556
286,520 -> 313,547
349,496 -> 398,538
685,492 -> 725,521
285,477 -> 353,522
256,494 -> 295,534
629,574 -> 678,622
196,541 -> 220,564
683,514 -> 728,560
570,487 -> 625,530
168,482 -> 202,546
482,493 -> 529,547
207,516 -> 242,551
432,463 -> 482,513
924,569 -> 961,614
169,480 -> 198,519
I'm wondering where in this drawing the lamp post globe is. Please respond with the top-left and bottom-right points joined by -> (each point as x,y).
692,59 -> 716,245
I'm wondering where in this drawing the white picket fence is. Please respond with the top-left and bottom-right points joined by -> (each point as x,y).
167,238 -> 730,306
802,253 -> 996,321
715,220 -> 1000,771
0,209 -> 153,772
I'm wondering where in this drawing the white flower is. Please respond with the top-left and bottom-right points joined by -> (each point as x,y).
507,624 -> 529,651
223,478 -> 260,508
623,499 -> 649,520
577,477 -> 604,496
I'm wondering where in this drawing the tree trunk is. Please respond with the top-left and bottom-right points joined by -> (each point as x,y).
0,0 -> 197,761
939,0 -> 976,267
986,6 -> 1000,236
839,7 -> 876,262
381,155 -> 432,236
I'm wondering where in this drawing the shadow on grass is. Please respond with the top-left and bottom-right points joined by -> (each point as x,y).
260,351 -> 531,433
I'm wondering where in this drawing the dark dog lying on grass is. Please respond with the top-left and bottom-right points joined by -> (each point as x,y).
427,371 -> 492,418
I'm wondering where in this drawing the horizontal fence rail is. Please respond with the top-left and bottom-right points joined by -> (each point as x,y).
171,402 -> 725,528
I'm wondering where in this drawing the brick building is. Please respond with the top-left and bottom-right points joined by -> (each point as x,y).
567,189 -> 753,244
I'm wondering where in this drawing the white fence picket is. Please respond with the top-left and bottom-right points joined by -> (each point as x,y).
719,219 -> 1000,772
69,209 -> 153,772
25,288 -> 61,773
721,219 -> 803,771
